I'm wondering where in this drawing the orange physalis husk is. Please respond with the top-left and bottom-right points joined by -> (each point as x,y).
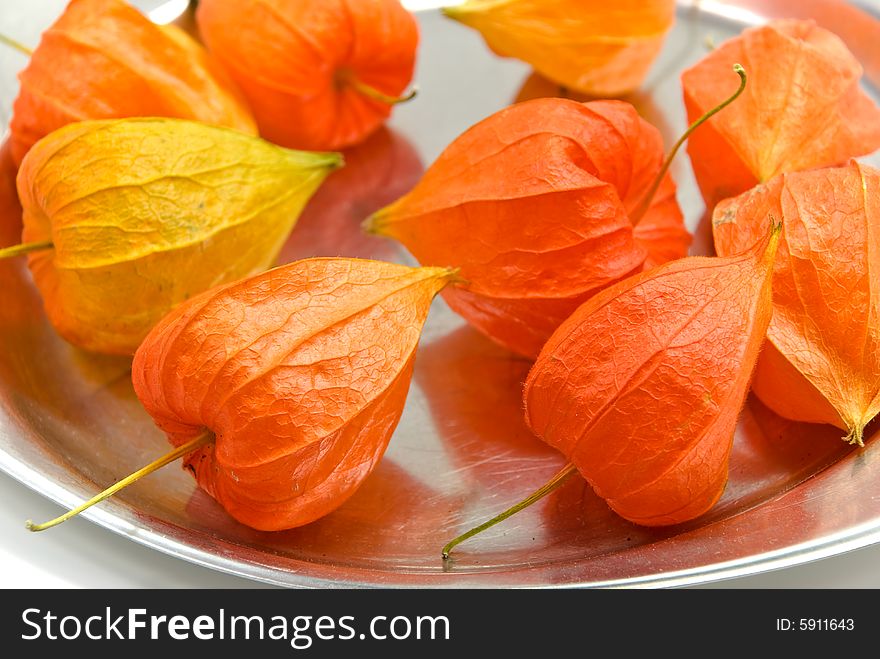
724,0 -> 880,86
443,0 -> 676,97
130,258 -> 455,532
7,0 -> 256,166
366,97 -> 687,359
523,227 -> 779,527
440,228 -> 779,557
681,19 -> 880,211
713,161 -> 880,446
195,0 -> 419,151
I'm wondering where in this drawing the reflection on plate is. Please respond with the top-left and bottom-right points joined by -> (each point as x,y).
1,2 -> 880,588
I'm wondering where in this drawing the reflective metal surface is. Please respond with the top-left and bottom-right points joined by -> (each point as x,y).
1,1 -> 880,588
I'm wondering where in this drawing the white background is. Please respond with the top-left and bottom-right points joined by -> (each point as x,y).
2,0 -> 880,589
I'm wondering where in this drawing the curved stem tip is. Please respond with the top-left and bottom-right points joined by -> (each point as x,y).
441,462 -> 578,560
337,68 -> 418,106
26,432 -> 213,532
630,63 -> 747,225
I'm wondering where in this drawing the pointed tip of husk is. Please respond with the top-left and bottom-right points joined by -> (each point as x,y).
362,209 -> 389,237
756,217 -> 783,266
285,150 -> 345,174
321,152 -> 345,171
443,266 -> 467,287
441,3 -> 471,21
844,422 -> 866,447
768,219 -> 783,247
427,265 -> 464,287
416,265 -> 462,295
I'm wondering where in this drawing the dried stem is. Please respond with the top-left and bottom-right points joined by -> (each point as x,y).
630,63 -> 747,225
441,463 -> 578,560
0,33 -> 33,57
348,77 -> 418,105
26,432 -> 213,532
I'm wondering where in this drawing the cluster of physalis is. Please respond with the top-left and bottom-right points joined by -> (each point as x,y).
1,1 -> 878,563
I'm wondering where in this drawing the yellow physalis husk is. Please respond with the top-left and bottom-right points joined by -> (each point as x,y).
445,0 -> 675,97
16,117 -> 342,354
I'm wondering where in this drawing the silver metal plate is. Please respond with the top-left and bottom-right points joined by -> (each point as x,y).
1,1 -> 880,589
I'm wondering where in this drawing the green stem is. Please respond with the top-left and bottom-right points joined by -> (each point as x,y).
630,63 -> 747,225
0,33 -> 33,57
26,432 -> 213,532
441,463 -> 578,560
0,240 -> 54,260
348,77 -> 417,105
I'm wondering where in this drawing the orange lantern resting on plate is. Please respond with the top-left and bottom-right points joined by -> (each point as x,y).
196,0 -> 419,151
682,19 -> 880,210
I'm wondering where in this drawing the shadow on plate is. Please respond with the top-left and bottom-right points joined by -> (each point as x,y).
278,126 -> 422,265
